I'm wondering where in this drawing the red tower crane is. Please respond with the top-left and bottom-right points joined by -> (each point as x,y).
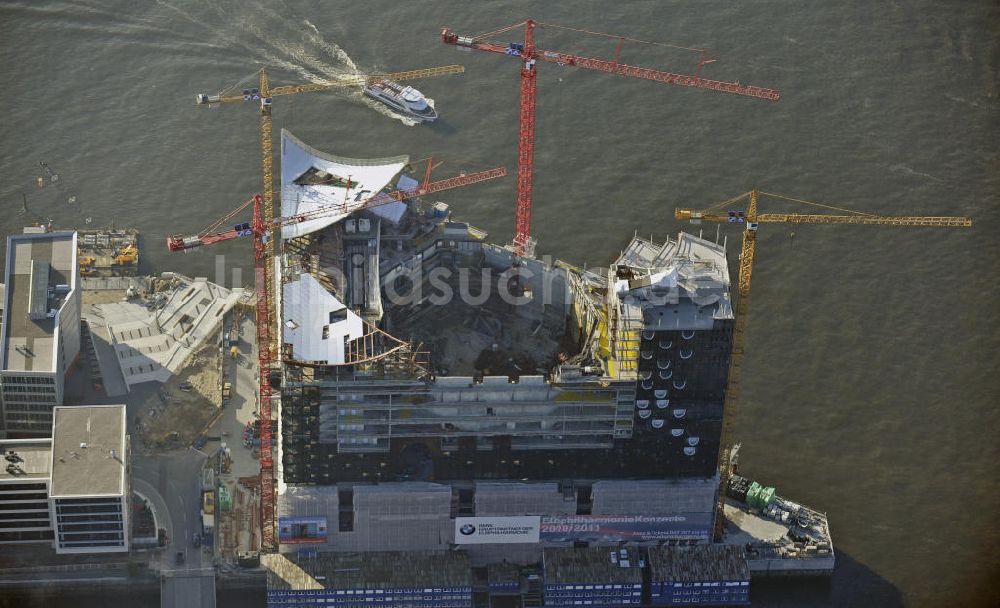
442,20 -> 781,256
166,163 -> 505,550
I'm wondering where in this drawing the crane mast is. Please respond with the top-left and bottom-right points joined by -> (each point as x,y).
168,166 -> 506,550
514,21 -> 538,255
443,20 -> 780,256
675,190 -> 972,541
193,64 -> 466,551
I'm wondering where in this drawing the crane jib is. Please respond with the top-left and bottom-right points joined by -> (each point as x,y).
542,53 -> 781,101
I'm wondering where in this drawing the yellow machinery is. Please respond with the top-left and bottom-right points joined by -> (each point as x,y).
79,256 -> 96,275
675,190 -> 972,540
112,244 -> 138,266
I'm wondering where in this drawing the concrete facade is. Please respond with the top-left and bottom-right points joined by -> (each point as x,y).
50,404 -> 129,553
0,405 -> 130,554
0,437 -> 55,545
0,231 -> 80,437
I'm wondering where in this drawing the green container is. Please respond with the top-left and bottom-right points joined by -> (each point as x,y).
745,482 -> 762,508
219,485 -> 233,512
759,486 -> 776,508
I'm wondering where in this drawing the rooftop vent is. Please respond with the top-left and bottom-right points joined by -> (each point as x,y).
28,260 -> 50,320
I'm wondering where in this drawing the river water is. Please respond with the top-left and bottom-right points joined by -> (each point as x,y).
0,1 -> 997,606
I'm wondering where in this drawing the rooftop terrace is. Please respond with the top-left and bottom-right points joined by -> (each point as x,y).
0,438 -> 52,481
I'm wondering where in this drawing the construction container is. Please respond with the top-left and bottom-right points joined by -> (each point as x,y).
727,475 -> 750,502
758,486 -> 776,509
219,485 -> 233,512
745,481 -> 762,508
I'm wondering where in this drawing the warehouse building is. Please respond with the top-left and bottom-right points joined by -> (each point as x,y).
266,550 -> 471,607
648,545 -> 750,606
542,546 -> 644,606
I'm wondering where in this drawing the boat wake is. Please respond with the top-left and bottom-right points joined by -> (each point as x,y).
154,0 -> 416,125
890,163 -> 943,183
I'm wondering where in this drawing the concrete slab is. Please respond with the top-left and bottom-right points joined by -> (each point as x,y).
99,276 -> 243,386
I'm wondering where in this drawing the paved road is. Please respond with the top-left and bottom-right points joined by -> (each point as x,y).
211,316 -> 262,479
126,313 -> 260,572
132,447 -> 211,571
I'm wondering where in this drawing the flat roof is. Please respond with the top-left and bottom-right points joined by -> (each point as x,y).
267,550 -> 470,591
544,546 -> 644,585
649,545 -> 749,582
1,231 -> 76,372
49,405 -> 126,497
0,438 -> 52,481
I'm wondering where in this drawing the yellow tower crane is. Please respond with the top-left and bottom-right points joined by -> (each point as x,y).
195,64 -> 464,359
675,190 -> 972,541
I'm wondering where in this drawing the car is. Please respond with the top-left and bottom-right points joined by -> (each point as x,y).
175,551 -> 185,565
178,381 -> 193,392
192,532 -> 201,548
192,437 -> 207,450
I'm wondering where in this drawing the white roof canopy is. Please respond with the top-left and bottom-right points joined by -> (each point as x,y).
280,129 -> 408,239
282,273 -> 363,365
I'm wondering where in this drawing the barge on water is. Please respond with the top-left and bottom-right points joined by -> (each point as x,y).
22,223 -> 139,276
76,226 -> 139,276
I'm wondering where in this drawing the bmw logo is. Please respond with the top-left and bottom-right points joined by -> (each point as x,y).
459,524 -> 476,536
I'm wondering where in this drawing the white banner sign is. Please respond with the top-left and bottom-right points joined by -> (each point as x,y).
454,516 -> 541,544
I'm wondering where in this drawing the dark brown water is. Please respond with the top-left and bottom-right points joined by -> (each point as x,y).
1,1 -> 997,606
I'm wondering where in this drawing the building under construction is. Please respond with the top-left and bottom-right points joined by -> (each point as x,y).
265,131 -> 833,606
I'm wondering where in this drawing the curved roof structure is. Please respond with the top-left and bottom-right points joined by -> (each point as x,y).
280,129 -> 408,240
282,273 -> 363,365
